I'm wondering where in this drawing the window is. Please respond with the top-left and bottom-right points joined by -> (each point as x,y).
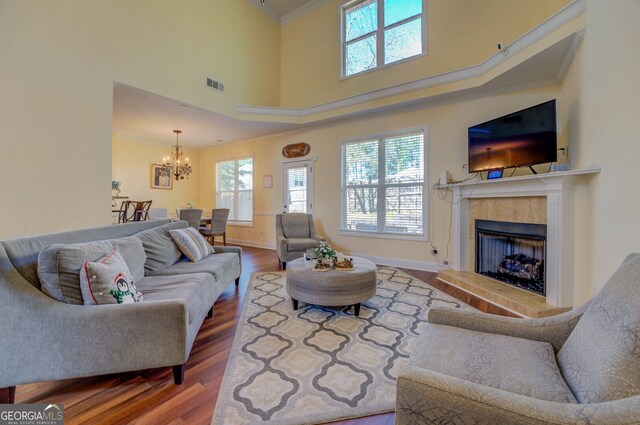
342,0 -> 424,77
216,157 -> 253,223
341,130 -> 425,237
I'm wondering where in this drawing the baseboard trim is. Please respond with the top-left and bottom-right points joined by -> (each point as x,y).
227,238 -> 276,250
349,252 -> 443,273
226,242 -> 442,272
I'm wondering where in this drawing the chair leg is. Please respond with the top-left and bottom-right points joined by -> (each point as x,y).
172,364 -> 185,385
282,262 -> 287,270
223,233 -> 226,246
235,277 -> 240,286
207,307 -> 213,318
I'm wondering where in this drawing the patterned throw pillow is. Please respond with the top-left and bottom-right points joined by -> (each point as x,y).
169,227 -> 215,262
79,249 -> 144,305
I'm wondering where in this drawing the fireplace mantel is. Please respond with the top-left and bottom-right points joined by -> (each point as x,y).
446,167 -> 600,308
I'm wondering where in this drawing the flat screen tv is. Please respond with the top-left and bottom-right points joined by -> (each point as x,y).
468,99 -> 557,173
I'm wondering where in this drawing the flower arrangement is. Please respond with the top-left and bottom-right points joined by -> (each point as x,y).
314,241 -> 336,261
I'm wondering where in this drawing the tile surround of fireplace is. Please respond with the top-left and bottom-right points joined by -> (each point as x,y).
441,168 -> 599,315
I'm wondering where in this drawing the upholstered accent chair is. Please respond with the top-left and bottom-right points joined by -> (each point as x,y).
275,213 -> 325,270
178,209 -> 203,229
396,253 -> 640,424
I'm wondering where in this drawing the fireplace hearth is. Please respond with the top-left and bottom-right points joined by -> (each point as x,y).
475,219 -> 546,296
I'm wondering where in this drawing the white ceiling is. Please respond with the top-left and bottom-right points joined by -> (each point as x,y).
112,84 -> 299,148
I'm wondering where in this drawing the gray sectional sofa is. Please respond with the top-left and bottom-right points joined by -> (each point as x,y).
0,219 -> 241,404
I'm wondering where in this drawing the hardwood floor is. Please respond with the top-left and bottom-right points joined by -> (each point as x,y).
15,246 -> 508,424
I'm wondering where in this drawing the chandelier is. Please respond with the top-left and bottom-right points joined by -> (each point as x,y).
160,129 -> 192,180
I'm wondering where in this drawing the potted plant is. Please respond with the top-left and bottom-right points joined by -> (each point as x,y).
314,242 -> 336,265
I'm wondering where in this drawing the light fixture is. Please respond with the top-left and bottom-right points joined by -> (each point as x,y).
260,0 -> 265,4
160,130 -> 192,180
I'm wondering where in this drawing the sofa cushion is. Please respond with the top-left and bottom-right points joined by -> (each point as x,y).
136,273 -> 219,325
169,227 -> 214,262
412,323 -> 577,403
151,253 -> 240,287
135,221 -> 188,275
281,214 -> 310,239
286,238 -> 320,252
37,237 -> 147,305
80,249 -> 143,305
557,253 -> 640,403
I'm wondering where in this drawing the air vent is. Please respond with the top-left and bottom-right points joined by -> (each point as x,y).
205,77 -> 224,92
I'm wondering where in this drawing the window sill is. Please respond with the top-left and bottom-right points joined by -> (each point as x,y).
339,230 -> 427,241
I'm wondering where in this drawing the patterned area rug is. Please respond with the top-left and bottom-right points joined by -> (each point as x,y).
211,267 -> 467,425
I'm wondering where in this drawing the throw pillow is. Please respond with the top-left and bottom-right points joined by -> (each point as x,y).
135,221 -> 188,275
37,238 -> 147,304
80,249 -> 144,305
169,227 -> 214,262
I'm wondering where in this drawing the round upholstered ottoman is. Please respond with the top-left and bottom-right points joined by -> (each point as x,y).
285,256 -> 377,316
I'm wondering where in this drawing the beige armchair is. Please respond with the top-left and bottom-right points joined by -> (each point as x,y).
275,213 -> 325,270
396,253 -> 640,424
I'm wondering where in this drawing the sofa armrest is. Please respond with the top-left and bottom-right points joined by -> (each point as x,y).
427,303 -> 589,352
310,233 -> 325,242
212,245 -> 242,275
0,266 -> 190,387
397,364 -> 640,425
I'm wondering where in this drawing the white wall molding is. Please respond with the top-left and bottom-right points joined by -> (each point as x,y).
281,0 -> 332,25
249,0 -> 281,23
227,238 -> 276,250
349,252 -> 443,273
238,0 -> 585,122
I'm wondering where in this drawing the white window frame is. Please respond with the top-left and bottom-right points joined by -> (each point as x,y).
216,156 -> 254,226
339,127 -> 428,241
340,0 -> 427,79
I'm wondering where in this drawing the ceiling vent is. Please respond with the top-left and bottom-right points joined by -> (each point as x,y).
205,77 -> 224,92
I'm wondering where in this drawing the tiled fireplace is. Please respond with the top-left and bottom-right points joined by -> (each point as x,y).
442,168 -> 599,315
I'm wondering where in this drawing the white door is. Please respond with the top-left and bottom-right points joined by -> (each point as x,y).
282,160 -> 313,213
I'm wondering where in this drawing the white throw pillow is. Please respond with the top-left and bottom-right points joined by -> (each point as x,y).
169,227 -> 215,262
80,249 -> 144,305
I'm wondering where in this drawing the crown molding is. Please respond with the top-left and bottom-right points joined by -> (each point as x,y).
238,0 -> 585,123
249,0 -> 280,23
281,0 -> 332,25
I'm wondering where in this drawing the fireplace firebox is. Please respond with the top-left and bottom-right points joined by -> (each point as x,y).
475,219 -> 546,296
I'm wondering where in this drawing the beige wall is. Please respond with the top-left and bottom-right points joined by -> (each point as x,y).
0,0 -> 280,238
280,0 -> 570,108
560,0 -> 640,293
201,84 -> 564,268
112,138 -> 201,215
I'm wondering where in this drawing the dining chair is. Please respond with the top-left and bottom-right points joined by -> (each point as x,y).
199,208 -> 230,246
148,208 -> 168,220
179,209 -> 203,229
115,200 -> 128,224
121,200 -> 153,223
